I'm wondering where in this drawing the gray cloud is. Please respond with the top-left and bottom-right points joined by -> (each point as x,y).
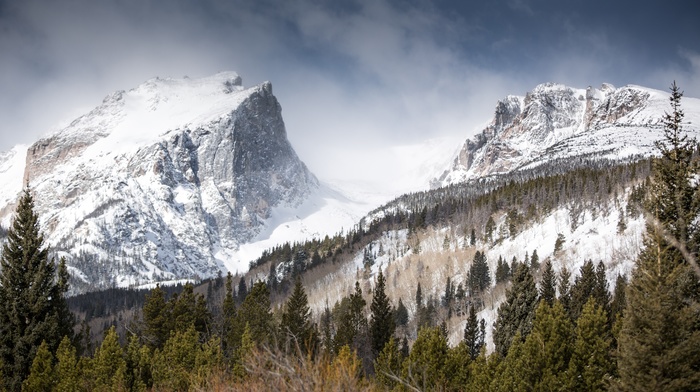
1,0 -> 698,185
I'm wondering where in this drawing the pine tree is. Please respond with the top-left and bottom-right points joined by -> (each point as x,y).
91,326 -> 127,391
22,341 -> 56,392
405,326 -> 448,391
495,256 -> 511,284
334,282 -> 367,354
540,259 -> 557,306
493,263 -> 539,357
370,270 -> 395,358
142,285 -> 170,349
0,189 -> 73,390
616,82 -> 700,391
374,338 -> 402,389
470,228 -> 477,246
280,278 -> 314,354
566,298 -> 613,392
55,336 -> 79,392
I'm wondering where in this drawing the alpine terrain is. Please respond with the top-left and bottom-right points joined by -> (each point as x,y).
0,73 -> 372,292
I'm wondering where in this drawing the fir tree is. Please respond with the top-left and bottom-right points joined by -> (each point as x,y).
370,270 -> 395,358
540,259 -> 557,306
464,303 -> 485,360
530,249 -> 540,271
0,189 -> 73,390
468,251 -> 491,295
493,263 -> 539,357
374,338 -> 402,389
55,336 -> 79,392
495,256 -> 511,284
238,281 -> 273,346
558,267 -> 572,318
617,82 -> 700,391
280,278 -> 314,355
394,298 -> 409,327
142,285 -> 169,349
610,274 -> 627,324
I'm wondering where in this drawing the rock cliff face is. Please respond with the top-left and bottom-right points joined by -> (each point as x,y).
11,73 -> 318,289
433,83 -> 700,187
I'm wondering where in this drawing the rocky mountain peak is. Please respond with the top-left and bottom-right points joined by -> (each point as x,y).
433,83 -> 700,188
4,73 -> 319,291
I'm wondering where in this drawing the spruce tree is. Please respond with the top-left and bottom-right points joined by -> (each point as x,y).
493,263 -> 539,357
0,189 -> 73,390
571,259 -> 596,320
370,270 -> 395,358
238,281 -> 273,345
464,303 -> 485,360
540,259 -> 557,306
617,82 -> 700,391
280,278 -> 314,354
558,267 -> 572,318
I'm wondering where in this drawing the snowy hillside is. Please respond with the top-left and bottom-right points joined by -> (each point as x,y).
434,83 -> 700,187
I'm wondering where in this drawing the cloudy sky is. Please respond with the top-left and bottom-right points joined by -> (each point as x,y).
1,0 -> 699,186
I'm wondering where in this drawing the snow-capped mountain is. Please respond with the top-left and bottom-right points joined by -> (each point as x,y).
0,73 -> 374,290
434,83 -> 700,187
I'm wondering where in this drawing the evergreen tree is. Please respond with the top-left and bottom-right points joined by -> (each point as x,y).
222,272 -> 238,358
617,82 -> 700,391
374,338 -> 402,389
55,336 -> 79,392
334,282 -> 367,354
142,285 -> 169,349
238,281 -> 273,346
370,270 -> 395,358
394,298 -> 409,327
554,233 -> 566,255
495,256 -> 511,284
463,303 -> 485,360
470,227 -> 477,246
0,189 -> 73,390
558,267 -> 572,318
280,278 -> 314,354
593,261 -> 612,322
571,259 -> 596,320
566,298 -> 613,392
22,341 -> 56,392
405,326 -> 448,391
530,249 -> 540,271
91,326 -> 127,391
540,259 -> 557,306
493,263 -> 539,357
468,251 -> 491,295
610,274 -> 627,324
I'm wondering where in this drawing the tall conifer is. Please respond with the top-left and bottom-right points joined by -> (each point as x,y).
616,82 -> 700,391
0,189 -> 73,390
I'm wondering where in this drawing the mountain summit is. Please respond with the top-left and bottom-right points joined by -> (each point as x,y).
434,83 -> 700,187
5,73 -> 318,290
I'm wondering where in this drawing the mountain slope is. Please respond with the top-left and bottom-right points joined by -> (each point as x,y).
434,83 -> 700,187
1,73 -> 334,290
